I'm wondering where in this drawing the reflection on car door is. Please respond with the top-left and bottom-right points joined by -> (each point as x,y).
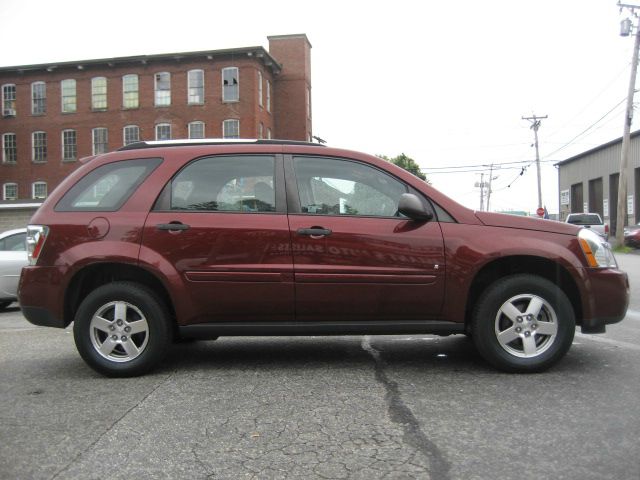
287,156 -> 446,322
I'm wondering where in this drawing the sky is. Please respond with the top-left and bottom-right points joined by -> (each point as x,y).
0,0 -> 636,214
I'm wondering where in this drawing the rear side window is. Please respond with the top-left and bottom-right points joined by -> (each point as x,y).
55,158 -> 162,211
165,155 -> 275,212
0,232 -> 26,251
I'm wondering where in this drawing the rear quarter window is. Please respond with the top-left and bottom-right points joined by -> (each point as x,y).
55,158 -> 162,212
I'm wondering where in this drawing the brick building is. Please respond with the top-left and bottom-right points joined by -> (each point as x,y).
0,34 -> 312,228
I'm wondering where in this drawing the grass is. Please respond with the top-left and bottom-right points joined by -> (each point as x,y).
613,245 -> 633,254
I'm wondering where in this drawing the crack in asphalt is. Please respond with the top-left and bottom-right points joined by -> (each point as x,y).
49,371 -> 176,480
362,336 -> 451,480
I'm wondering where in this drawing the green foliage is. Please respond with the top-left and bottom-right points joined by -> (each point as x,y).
378,153 -> 429,182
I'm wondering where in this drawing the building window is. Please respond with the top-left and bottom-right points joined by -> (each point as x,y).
62,130 -> 77,161
2,133 -> 17,164
32,82 -> 46,115
61,79 -> 77,113
3,183 -> 18,200
223,119 -> 240,139
188,70 -> 204,104
188,121 -> 205,139
92,128 -> 108,155
306,87 -> 311,119
32,182 -> 47,199
91,77 -> 107,110
155,72 -> 171,106
222,67 -> 239,102
266,80 -> 271,113
2,84 -> 16,116
257,71 -> 263,107
123,125 -> 140,146
156,123 -> 171,140
122,74 -> 139,109
267,127 -> 272,139
258,122 -> 264,139
32,131 -> 47,162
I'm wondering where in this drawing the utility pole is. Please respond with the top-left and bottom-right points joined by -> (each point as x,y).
486,164 -> 497,211
522,114 -> 548,210
616,2 -> 640,245
479,172 -> 485,211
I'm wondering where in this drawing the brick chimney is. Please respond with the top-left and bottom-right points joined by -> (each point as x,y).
268,34 -> 312,142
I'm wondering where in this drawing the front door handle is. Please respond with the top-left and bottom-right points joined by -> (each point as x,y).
297,227 -> 332,237
156,222 -> 190,231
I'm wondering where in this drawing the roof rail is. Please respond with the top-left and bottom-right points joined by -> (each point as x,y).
117,139 -> 325,151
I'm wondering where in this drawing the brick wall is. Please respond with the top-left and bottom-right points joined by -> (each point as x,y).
0,208 -> 37,231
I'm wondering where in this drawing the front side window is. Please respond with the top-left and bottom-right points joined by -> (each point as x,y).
188,121 -> 205,139
293,157 -> 407,217
55,158 -> 162,212
2,84 -> 16,115
32,131 -> 47,162
62,130 -> 77,161
188,70 -> 204,104
156,123 -> 171,141
2,133 -> 17,164
122,74 -> 139,109
3,183 -> 17,200
32,82 -> 46,115
92,128 -> 108,155
168,155 -> 275,212
155,72 -> 171,106
91,77 -> 107,110
61,79 -> 77,113
32,181 -> 47,199
223,119 -> 239,139
123,125 -> 140,146
222,67 -> 239,102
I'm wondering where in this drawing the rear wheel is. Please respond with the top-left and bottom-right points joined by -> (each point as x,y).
472,274 -> 575,372
73,282 -> 172,377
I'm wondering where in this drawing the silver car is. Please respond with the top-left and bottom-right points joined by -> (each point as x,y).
0,228 -> 27,310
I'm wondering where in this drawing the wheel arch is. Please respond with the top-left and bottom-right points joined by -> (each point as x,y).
64,262 -> 176,330
464,255 -> 582,329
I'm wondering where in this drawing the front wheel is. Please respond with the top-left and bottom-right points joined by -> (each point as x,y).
73,282 -> 172,377
471,274 -> 575,373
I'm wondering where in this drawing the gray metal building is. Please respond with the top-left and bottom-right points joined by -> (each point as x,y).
556,130 -> 640,233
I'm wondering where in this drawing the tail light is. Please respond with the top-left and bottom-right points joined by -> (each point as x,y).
604,224 -> 609,234
26,225 -> 49,265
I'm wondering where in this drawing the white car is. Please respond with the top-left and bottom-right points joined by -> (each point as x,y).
0,228 -> 27,310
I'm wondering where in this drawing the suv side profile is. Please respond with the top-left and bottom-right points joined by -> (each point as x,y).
19,140 -> 629,377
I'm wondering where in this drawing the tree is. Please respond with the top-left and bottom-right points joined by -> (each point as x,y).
377,153 -> 429,183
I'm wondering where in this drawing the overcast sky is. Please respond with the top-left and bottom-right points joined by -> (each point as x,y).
1,0 -> 635,213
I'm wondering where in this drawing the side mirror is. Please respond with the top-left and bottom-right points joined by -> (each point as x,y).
398,193 -> 433,221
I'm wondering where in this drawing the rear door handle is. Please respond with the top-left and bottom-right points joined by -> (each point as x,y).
156,222 -> 190,231
297,227 -> 332,237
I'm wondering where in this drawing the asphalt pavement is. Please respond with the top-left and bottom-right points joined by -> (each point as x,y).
0,253 -> 639,480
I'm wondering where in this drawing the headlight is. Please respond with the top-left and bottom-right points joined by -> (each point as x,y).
578,228 -> 617,268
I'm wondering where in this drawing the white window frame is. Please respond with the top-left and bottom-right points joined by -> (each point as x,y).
31,81 -> 46,115
122,74 -> 139,109
257,71 -> 263,107
188,69 -> 205,105
91,77 -> 108,110
258,122 -> 264,139
222,119 -> 240,139
123,125 -> 140,146
62,129 -> 77,161
32,131 -> 47,162
155,123 -> 172,141
3,183 -> 18,200
60,79 -> 77,113
154,72 -> 171,106
188,121 -> 205,139
266,79 -> 271,113
2,133 -> 17,164
32,181 -> 47,200
267,127 -> 272,139
2,84 -> 17,115
92,127 -> 108,155
222,67 -> 239,102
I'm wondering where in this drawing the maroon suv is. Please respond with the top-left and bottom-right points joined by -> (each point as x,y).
19,140 -> 629,377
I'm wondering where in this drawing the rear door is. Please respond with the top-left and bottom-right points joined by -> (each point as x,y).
286,155 -> 446,322
141,154 -> 294,324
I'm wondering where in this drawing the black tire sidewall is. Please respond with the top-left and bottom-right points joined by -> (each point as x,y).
73,282 -> 171,377
472,274 -> 575,373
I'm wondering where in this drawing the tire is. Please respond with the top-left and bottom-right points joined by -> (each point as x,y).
0,301 -> 12,311
471,274 -> 575,373
73,282 -> 172,377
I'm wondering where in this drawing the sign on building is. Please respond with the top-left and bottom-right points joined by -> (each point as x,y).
603,198 -> 609,218
560,189 -> 570,206
628,195 -> 635,216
